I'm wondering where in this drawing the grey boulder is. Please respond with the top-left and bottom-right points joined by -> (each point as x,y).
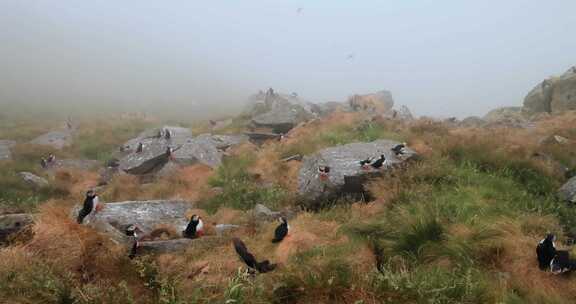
558,176 -> 576,203
246,89 -> 317,133
298,140 -> 417,203
523,66 -> 576,115
30,130 -> 73,149
18,172 -> 49,189
172,134 -> 247,168
119,141 -> 170,175
86,200 -> 192,236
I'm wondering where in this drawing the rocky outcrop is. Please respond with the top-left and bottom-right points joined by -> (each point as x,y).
30,130 -> 73,149
558,176 -> 576,203
0,213 -> 33,244
119,141 -> 171,175
121,126 -> 192,153
459,116 -> 486,128
245,89 -> 317,133
244,132 -> 281,145
298,140 -> 417,204
85,200 -> 192,236
18,172 -> 49,189
483,107 -> 531,128
382,105 -> 414,120
252,204 -> 282,221
348,90 -> 394,114
0,140 -> 16,161
523,66 -> 576,115
172,134 -> 247,168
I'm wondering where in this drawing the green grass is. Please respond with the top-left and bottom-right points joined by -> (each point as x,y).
200,155 -> 289,213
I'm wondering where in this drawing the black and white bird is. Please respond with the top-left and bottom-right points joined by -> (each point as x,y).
272,217 -> 289,243
232,237 -> 276,273
370,154 -> 386,169
76,190 -> 99,224
359,157 -> 374,167
391,143 -> 407,156
183,214 -> 204,239
126,224 -> 140,259
536,233 -> 557,271
136,142 -> 143,153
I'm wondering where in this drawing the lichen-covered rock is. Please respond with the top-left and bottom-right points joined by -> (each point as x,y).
87,200 -> 193,236
0,213 -> 33,243
119,141 -> 170,175
245,89 -> 317,133
523,66 -> 576,115
558,176 -> 576,203
0,140 -> 16,161
121,126 -> 192,152
172,134 -> 247,168
18,172 -> 49,189
298,140 -> 417,203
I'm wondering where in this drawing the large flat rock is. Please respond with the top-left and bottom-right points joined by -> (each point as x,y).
92,200 -> 192,235
18,172 -> 49,189
172,134 -> 247,168
119,141 -> 170,175
30,130 -> 73,149
298,140 -> 417,203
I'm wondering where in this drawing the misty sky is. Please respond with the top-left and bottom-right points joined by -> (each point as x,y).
1,1 -> 575,118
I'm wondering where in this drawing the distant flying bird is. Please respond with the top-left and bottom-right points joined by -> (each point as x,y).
346,53 -> 355,60
296,7 -> 303,14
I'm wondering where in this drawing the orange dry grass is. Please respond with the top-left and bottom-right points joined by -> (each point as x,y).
497,221 -> 576,303
23,203 -> 126,281
53,168 -> 100,196
248,144 -> 302,191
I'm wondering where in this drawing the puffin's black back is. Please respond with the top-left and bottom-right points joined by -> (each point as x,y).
183,219 -> 198,239
536,238 -> 556,270
272,222 -> 288,243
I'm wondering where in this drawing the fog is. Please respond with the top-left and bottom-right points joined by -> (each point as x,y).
1,0 -> 575,119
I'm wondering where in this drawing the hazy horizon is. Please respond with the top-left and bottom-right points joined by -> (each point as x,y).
1,0 -> 575,119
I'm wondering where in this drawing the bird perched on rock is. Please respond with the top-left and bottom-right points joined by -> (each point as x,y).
272,217 -> 289,243
318,166 -> 330,181
125,224 -> 141,259
233,238 -> 276,273
370,154 -> 386,169
77,189 -> 100,224
183,214 -> 204,239
391,143 -> 407,156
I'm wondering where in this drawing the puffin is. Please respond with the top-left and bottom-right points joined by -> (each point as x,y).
232,237 -> 276,273
536,233 -> 557,270
76,190 -> 99,224
126,224 -> 140,259
359,157 -> 374,170
136,142 -> 143,153
318,166 -> 330,181
272,217 -> 289,243
370,154 -> 386,169
183,214 -> 204,239
391,143 -> 407,156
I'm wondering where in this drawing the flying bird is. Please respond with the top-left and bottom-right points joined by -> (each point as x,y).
296,7 -> 303,14
233,238 -> 276,273
346,53 -> 355,60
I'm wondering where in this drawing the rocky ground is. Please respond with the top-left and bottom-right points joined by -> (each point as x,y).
2,80 -> 576,303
